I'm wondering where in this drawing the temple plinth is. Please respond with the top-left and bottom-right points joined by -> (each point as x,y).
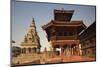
42,9 -> 86,56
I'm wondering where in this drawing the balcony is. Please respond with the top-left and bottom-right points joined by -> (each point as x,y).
50,36 -> 78,40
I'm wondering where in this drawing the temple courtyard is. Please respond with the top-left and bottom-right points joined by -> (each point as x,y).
47,55 -> 95,64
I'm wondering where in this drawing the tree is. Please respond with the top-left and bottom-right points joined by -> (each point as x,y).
12,40 -> 15,43
12,46 -> 21,57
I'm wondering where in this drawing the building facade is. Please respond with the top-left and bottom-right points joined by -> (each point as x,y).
79,21 -> 96,58
42,9 -> 86,57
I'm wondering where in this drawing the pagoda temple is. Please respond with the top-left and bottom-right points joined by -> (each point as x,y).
42,9 -> 86,56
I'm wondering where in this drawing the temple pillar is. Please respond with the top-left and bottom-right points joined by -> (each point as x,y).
66,45 -> 70,56
71,47 -> 74,55
53,47 -> 56,56
70,46 -> 72,55
63,46 -> 67,56
76,45 -> 80,55
69,45 -> 71,56
26,48 -> 27,53
75,46 -> 77,55
76,45 -> 79,55
73,46 -> 75,55
66,46 -> 68,56
61,46 -> 64,56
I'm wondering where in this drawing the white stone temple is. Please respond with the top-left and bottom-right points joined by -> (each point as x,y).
12,18 -> 41,65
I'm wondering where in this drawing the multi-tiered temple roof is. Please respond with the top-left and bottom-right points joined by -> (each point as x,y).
42,9 -> 86,36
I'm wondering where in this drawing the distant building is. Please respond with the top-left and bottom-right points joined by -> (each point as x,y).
12,46 -> 21,57
42,9 -> 86,57
79,21 -> 96,58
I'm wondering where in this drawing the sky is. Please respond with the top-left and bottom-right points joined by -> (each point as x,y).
11,0 -> 96,51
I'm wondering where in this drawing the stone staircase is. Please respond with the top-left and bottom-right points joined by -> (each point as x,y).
12,53 -> 40,65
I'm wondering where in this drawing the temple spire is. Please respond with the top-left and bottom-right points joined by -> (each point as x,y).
30,17 -> 36,28
21,17 -> 41,48
32,17 -> 35,22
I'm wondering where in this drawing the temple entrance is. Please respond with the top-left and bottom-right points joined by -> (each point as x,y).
56,51 -> 60,56
61,45 -> 72,56
64,46 -> 72,56
53,44 -> 79,57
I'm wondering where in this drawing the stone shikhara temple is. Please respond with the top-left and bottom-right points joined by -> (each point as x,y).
21,18 -> 41,54
42,9 -> 86,56
12,18 -> 41,65
12,9 -> 96,66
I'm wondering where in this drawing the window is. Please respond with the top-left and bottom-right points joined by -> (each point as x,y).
69,32 -> 73,36
64,32 -> 67,36
57,32 -> 63,36
22,48 -> 26,53
32,48 -> 36,52
28,48 -> 31,53
29,38 -> 32,40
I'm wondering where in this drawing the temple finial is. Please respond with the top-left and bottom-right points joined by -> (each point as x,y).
24,35 -> 27,42
32,17 -> 35,22
30,17 -> 36,27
